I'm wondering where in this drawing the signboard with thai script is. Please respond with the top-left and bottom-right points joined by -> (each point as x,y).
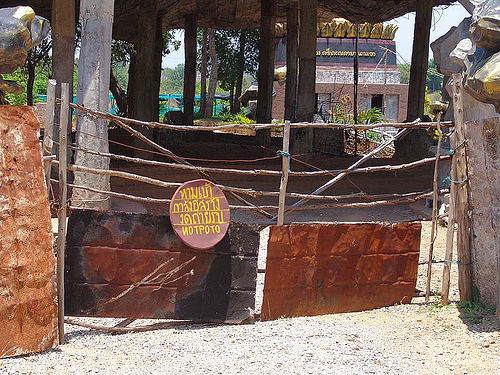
275,38 -> 397,67
170,179 -> 230,249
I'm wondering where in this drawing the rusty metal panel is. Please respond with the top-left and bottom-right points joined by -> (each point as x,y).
65,210 -> 258,323
261,222 -> 421,321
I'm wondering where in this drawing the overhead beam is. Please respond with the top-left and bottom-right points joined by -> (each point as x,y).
256,0 -> 276,146
183,14 -> 197,126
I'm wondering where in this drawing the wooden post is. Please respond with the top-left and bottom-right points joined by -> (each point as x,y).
284,6 -> 298,122
72,0 -> 114,210
183,14 -> 197,126
57,83 -> 70,345
277,121 -> 291,225
292,0 -> 317,153
425,116 -> 442,302
441,128 -> 458,305
407,0 -> 432,121
51,0 -> 75,148
43,79 -> 56,196
451,73 -> 472,302
354,24 -> 359,155
132,0 -> 160,122
256,0 -> 275,146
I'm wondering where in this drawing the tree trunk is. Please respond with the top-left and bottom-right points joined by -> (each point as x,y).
205,29 -> 217,118
26,60 -> 35,106
109,68 -> 128,115
233,29 -> 246,114
200,29 -> 208,116
183,14 -> 197,125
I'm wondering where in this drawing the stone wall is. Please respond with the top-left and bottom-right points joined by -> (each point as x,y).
0,106 -> 58,358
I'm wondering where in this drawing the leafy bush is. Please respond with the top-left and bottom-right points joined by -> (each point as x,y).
213,108 -> 255,124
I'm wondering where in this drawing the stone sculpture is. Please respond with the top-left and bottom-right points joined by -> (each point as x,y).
458,0 -> 500,111
0,6 -> 50,102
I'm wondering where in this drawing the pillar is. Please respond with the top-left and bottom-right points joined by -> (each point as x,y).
292,0 -> 317,153
394,0 -> 433,159
183,14 -> 197,126
72,0 -> 114,210
256,0 -> 275,146
284,6 -> 298,122
51,0 -> 75,146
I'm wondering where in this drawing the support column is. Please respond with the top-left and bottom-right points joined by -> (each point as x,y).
394,0 -> 433,159
256,0 -> 276,146
183,14 -> 197,126
131,0 -> 160,122
284,6 -> 298,122
292,0 -> 317,154
407,0 -> 433,121
51,0 -> 75,145
72,0 -> 114,210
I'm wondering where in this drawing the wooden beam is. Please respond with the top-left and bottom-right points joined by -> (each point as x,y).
43,79 -> 56,195
256,0 -> 276,146
183,14 -> 197,126
57,83 -> 70,345
72,0 -> 114,210
277,121 -> 291,225
292,0 -> 317,153
284,6 -> 298,122
451,73 -> 472,302
407,0 -> 432,121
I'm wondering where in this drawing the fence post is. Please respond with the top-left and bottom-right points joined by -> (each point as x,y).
451,73 -> 472,302
441,126 -> 459,305
277,120 -> 291,225
43,79 -> 56,196
425,114 -> 442,302
57,82 -> 70,344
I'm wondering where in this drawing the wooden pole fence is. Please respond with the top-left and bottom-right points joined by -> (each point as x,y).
277,121 -> 291,225
43,79 -> 56,196
68,102 -> 453,132
425,115 -> 443,302
57,82 -> 70,345
451,73 -> 473,302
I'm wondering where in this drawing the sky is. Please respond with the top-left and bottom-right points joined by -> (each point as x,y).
161,3 -> 471,69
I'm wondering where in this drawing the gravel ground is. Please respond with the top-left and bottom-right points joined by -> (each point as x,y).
2,222 -> 499,375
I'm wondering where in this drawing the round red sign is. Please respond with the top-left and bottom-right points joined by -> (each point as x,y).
169,179 -> 230,249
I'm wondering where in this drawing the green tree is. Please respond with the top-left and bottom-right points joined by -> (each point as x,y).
161,64 -> 185,93
426,59 -> 443,93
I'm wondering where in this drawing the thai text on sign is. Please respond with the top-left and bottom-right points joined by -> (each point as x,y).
170,179 -> 230,249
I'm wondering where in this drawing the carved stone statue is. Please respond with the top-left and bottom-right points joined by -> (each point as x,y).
0,6 -> 50,102
458,0 -> 500,111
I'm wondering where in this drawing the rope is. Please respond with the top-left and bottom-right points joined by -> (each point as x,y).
443,176 -> 469,185
276,150 -> 291,172
449,139 -> 467,155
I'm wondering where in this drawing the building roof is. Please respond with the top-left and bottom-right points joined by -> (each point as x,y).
2,0 -> 455,42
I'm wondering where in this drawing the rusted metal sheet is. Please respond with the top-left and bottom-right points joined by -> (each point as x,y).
65,210 -> 258,323
261,222 -> 421,321
0,106 -> 58,358
170,179 -> 230,249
